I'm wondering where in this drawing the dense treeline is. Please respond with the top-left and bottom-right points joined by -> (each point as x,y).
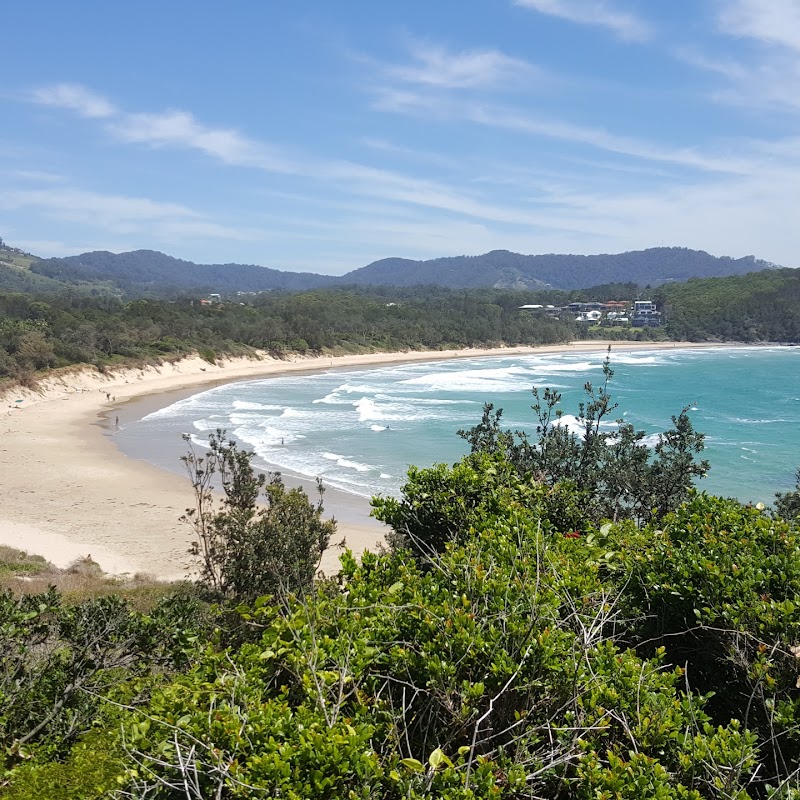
4,268 -> 800,384
0,288 -> 579,382
4,378 -> 800,798
658,268 -> 800,342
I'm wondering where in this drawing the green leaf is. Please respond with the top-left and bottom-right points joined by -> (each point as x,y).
400,758 -> 425,773
428,747 -> 452,769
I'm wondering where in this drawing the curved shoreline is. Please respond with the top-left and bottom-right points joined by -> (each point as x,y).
0,341 -> 727,578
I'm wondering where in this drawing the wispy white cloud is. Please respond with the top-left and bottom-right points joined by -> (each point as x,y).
23,83 -> 564,227
370,86 -> 755,175
717,0 -> 800,52
28,82 -> 767,231
514,0 -> 652,42
10,238 -> 87,257
0,187 -> 256,242
1,187 -> 197,222
27,83 -> 299,172
157,219 -> 257,241
30,83 -> 116,118
370,87 -> 443,115
672,47 -> 749,82
386,41 -> 537,89
109,109 -> 296,172
358,137 -> 459,168
464,104 -> 755,174
679,2 -> 800,114
13,169 -> 65,183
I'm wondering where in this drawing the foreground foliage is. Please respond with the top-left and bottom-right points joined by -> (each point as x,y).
117,479 -> 799,799
4,416 -> 800,797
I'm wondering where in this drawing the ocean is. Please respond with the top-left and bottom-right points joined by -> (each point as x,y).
116,346 -> 800,508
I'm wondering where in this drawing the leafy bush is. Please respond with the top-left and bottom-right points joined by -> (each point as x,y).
775,469 -> 800,521
459,354 -> 708,529
121,486 -> 762,798
182,430 -> 334,602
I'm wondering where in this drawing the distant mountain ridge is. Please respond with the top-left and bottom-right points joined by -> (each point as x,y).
346,248 -> 776,290
24,245 -> 779,297
31,249 -> 338,294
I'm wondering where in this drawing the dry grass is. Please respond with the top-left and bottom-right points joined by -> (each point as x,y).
0,545 -> 52,576
0,547 -> 183,610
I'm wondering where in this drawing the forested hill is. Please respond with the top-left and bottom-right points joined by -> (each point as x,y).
25,245 -> 777,297
346,247 -> 775,290
31,249 -> 337,295
658,267 -> 800,342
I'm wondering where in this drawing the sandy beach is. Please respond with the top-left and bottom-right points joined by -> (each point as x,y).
0,341 -> 717,579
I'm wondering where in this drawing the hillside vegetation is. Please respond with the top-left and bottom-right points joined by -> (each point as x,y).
25,245 -> 777,296
0,240 -> 116,296
346,247 -> 774,290
659,268 -> 800,342
31,249 -> 337,296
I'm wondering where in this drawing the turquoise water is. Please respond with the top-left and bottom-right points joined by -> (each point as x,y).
121,347 -> 800,506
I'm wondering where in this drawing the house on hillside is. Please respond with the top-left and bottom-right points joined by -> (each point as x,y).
631,300 -> 662,327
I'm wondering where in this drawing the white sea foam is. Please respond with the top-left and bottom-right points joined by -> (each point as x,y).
143,395 -> 222,420
552,414 -> 586,435
611,355 -> 661,366
187,432 -> 210,449
400,368 -> 532,393
370,424 -> 386,431
373,392 -> 477,406
191,417 -> 226,433
231,400 -> 283,411
514,358 -> 601,374
313,391 -> 349,405
235,425 -> 299,448
733,417 -> 790,425
353,396 -> 445,423
313,382 -> 383,402
551,414 -> 620,436
228,413 -> 268,427
322,452 -> 372,472
340,383 -> 383,394
279,407 -> 309,418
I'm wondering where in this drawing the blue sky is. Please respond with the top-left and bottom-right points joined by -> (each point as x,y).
2,0 -> 799,273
